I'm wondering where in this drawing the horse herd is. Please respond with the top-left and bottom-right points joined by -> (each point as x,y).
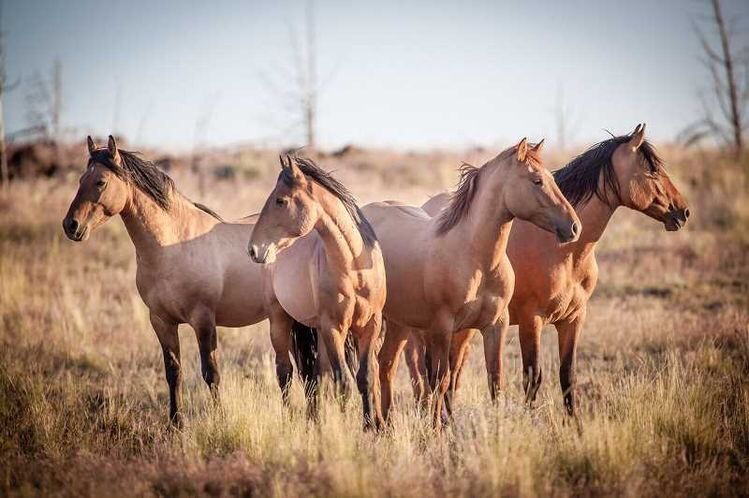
62,124 -> 689,432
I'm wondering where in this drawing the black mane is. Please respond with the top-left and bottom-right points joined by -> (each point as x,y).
280,156 -> 377,247
553,132 -> 662,208
89,148 -> 222,220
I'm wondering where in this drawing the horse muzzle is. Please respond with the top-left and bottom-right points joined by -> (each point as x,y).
555,220 -> 581,243
62,217 -> 88,242
248,243 -> 273,264
664,208 -> 690,232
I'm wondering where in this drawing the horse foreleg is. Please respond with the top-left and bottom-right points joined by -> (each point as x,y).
319,322 -> 355,408
447,328 -> 476,413
426,320 -> 452,432
481,311 -> 508,402
519,313 -> 544,406
191,311 -> 221,403
353,313 -> 384,431
378,321 -> 410,423
404,330 -> 428,413
151,314 -> 183,428
555,310 -> 586,417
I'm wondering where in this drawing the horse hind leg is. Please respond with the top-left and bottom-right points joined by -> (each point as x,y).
378,321 -> 410,423
191,311 -> 221,404
269,307 -> 295,404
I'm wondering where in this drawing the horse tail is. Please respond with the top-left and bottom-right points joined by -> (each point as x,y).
291,320 -> 360,380
291,320 -> 318,389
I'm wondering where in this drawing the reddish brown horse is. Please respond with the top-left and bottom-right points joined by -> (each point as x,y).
405,124 -> 690,415
363,139 -> 580,429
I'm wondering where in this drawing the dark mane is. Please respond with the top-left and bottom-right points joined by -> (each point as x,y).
435,162 -> 480,235
280,156 -> 377,247
436,143 -> 543,235
553,133 -> 662,208
89,148 -> 222,220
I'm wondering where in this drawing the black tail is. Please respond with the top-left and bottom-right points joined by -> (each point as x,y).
291,320 -> 318,389
291,320 -> 359,379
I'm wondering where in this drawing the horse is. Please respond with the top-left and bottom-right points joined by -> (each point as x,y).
62,135 -> 309,428
405,124 -> 690,416
361,138 -> 581,430
248,155 -> 387,430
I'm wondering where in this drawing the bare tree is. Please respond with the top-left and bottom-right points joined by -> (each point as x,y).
684,0 -> 748,156
191,94 -> 219,198
25,59 -> 63,141
553,83 -> 578,151
0,0 -> 19,191
261,0 -> 319,149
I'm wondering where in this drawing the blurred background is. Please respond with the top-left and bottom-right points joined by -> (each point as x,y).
0,2 -> 748,496
1,0 -> 748,161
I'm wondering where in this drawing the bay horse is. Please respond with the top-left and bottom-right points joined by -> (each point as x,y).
62,136 -> 308,427
248,156 -> 387,430
406,124 -> 690,416
361,139 -> 581,430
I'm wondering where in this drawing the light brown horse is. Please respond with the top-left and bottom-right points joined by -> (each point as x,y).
362,139 -> 581,429
406,124 -> 690,415
63,136 -> 275,427
248,156 -> 387,430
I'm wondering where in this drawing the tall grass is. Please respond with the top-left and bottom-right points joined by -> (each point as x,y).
1,147 -> 747,497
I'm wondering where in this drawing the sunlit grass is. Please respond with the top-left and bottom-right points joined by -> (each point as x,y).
1,149 -> 747,497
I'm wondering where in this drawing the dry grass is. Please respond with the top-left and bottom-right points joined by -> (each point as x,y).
0,145 -> 747,497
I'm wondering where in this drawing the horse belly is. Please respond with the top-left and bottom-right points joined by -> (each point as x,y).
214,262 -> 267,327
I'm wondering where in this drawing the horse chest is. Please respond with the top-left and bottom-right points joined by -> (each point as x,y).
545,263 -> 598,324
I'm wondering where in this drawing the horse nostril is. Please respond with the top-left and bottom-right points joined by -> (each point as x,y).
64,218 -> 79,234
571,221 -> 580,237
683,208 -> 690,220
248,246 -> 256,260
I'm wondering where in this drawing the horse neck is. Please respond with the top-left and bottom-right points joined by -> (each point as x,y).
310,184 -> 366,274
567,193 -> 619,261
447,164 -> 513,270
120,186 -> 217,259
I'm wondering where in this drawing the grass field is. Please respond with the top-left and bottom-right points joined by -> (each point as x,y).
1,145 -> 747,497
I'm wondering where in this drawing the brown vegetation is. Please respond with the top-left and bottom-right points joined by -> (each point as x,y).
0,143 -> 747,497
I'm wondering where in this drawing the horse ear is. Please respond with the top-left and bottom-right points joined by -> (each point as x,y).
628,123 -> 646,150
107,135 -> 118,158
288,157 -> 305,183
516,137 -> 528,162
532,138 -> 545,154
87,136 -> 96,156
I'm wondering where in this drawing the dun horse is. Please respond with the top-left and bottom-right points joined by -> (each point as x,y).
362,139 -> 581,429
248,156 -> 387,430
406,124 -> 690,415
63,136 -> 281,427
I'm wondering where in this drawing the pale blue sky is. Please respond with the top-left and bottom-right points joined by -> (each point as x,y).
4,0 -> 748,150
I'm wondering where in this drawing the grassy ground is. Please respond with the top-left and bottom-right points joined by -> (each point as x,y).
0,145 -> 747,497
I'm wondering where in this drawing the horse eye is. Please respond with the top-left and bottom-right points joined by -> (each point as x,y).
275,197 -> 287,206
533,178 -> 543,186
96,180 -> 106,188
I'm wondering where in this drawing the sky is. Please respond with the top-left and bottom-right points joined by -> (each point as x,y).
3,0 -> 748,151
